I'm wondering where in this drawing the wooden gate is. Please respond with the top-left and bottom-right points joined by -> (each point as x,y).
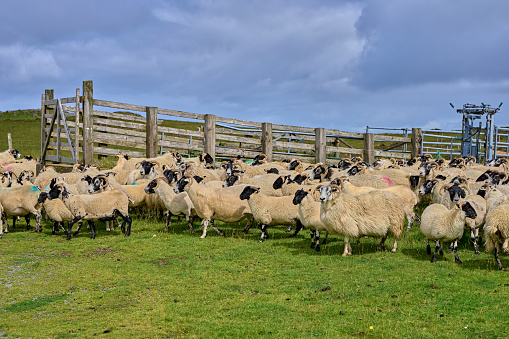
40,89 -> 81,164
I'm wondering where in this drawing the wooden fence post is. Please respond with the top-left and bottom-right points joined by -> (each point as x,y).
7,133 -> 12,150
82,80 -> 94,165
262,122 -> 273,162
315,128 -> 326,164
146,107 -> 158,158
363,133 -> 375,164
411,128 -> 422,159
204,114 -> 216,161
41,89 -> 54,162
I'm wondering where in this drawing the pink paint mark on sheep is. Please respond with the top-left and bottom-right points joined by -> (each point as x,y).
382,176 -> 394,186
5,166 -> 13,172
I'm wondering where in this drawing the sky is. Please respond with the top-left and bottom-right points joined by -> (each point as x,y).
1,0 -> 508,133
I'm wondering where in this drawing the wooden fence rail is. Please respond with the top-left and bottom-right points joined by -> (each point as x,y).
41,81 -> 421,166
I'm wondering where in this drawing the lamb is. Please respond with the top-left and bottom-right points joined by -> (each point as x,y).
419,201 -> 477,263
37,191 -> 82,235
463,191 -> 488,254
144,177 -> 196,233
173,175 -> 253,238
293,188 -> 328,251
48,181 -> 132,240
0,184 -> 43,233
318,181 -> 406,256
239,185 -> 303,242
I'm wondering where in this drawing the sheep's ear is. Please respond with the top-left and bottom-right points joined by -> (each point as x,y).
135,162 -> 143,169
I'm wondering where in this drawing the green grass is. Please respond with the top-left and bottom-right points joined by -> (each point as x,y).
1,217 -> 508,338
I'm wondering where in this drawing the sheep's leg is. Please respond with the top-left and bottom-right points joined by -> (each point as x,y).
25,215 -> 32,231
446,241 -> 454,254
315,231 -> 321,252
425,239 -> 431,255
285,225 -> 292,232
165,211 -> 172,232
105,221 -> 112,232
89,221 -> 96,239
391,238 -> 398,253
453,240 -> 462,264
377,236 -> 387,251
185,215 -> 195,234
322,231 -> 328,246
310,230 -> 316,249
242,217 -> 255,233
342,237 -> 351,256
406,215 -> 415,233
494,244 -> 505,271
431,240 -> 440,263
2,214 -> 8,233
259,224 -> 269,242
51,222 -> 59,235
73,221 -> 85,236
439,242 -> 444,256
123,214 -> 132,237
209,220 -> 224,237
200,219 -> 210,239
67,216 -> 83,240
289,221 -> 303,238
471,228 -> 480,255
12,216 -> 16,230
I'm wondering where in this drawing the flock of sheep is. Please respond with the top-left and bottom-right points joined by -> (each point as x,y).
1,147 -> 509,270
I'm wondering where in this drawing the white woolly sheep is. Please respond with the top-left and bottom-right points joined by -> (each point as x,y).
144,177 -> 197,233
318,182 -> 406,256
0,184 -> 43,233
484,193 -> 509,270
173,175 -> 253,238
48,181 -> 132,240
239,185 -> 303,242
0,149 -> 21,165
293,187 -> 328,251
223,172 -> 282,197
419,201 -> 477,264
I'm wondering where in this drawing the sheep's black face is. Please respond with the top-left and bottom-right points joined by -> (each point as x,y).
173,177 -> 189,193
38,192 -> 49,204
48,185 -> 62,200
287,160 -> 299,171
419,180 -> 436,195
265,168 -> 279,174
407,158 -> 417,166
145,180 -> 157,194
239,186 -> 258,200
24,155 -> 33,160
477,186 -> 488,198
487,173 -> 503,185
193,175 -> 204,183
88,176 -> 106,194
10,149 -> 21,159
140,161 -> 155,175
346,166 -> 360,176
337,159 -> 351,171
309,166 -> 324,181
163,169 -> 177,184
252,154 -> 265,166
462,201 -> 477,219
292,189 -> 308,205
223,174 -> 239,187
293,174 -> 307,185
409,175 -> 420,189
272,176 -> 285,190
447,184 -> 466,203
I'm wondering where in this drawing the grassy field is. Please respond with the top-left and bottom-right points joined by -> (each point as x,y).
1,111 -> 509,338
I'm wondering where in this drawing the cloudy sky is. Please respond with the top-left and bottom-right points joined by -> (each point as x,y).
1,0 -> 508,132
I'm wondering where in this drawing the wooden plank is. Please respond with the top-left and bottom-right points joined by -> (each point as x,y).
262,123 -> 273,161
325,146 -> 363,155
162,136 -> 202,146
159,126 -> 203,137
215,116 -> 262,128
374,150 -> 410,159
94,117 -> 146,130
62,104 -> 81,113
94,147 -> 145,158
157,108 -> 205,120
159,140 -> 203,152
216,128 -> 262,137
273,141 -> 315,150
93,99 -> 146,112
216,147 -> 261,158
94,125 -> 146,138
93,109 -> 147,123
83,80 -> 94,164
216,133 -> 260,144
146,106 -> 158,158
94,137 -> 146,149
94,131 -> 146,144
325,129 -> 364,139
272,124 -> 315,134
45,97 -> 76,105
374,135 -> 410,142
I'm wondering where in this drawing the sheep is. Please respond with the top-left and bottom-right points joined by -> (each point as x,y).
173,175 -> 253,238
0,184 -> 43,233
233,159 -> 286,178
293,187 -> 328,251
181,162 -> 220,182
338,179 -> 419,233
184,152 -> 215,169
0,149 -> 21,165
239,185 -> 303,242
37,191 -> 83,236
127,160 -> 161,184
2,159 -> 38,179
484,193 -> 509,270
48,181 -> 132,240
144,177 -> 197,233
318,181 -> 406,256
420,201 -> 477,263
462,191 -> 488,254
0,203 -> 3,238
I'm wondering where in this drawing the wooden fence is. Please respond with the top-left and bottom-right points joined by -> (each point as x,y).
41,81 -> 422,166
